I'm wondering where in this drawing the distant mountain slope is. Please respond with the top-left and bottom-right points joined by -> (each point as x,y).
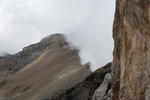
0,34 -> 91,100
0,34 -> 65,73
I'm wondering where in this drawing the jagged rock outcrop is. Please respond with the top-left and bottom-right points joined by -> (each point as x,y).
112,0 -> 150,100
92,73 -> 112,100
45,63 -> 111,100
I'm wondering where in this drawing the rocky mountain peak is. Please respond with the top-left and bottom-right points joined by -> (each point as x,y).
0,34 -> 67,73
0,33 -> 91,100
40,34 -> 64,44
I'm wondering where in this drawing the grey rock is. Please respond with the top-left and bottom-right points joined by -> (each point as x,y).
145,87 -> 150,100
92,73 -> 112,100
107,89 -> 111,100
0,96 -> 6,100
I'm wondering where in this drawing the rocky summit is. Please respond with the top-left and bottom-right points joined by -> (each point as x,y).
0,34 -> 67,73
0,34 -> 90,100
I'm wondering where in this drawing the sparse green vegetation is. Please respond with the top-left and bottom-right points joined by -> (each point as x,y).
13,84 -> 23,91
0,80 -> 6,89
21,85 -> 32,92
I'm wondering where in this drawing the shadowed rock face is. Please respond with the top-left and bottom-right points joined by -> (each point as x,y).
112,0 -> 150,100
45,63 -> 111,100
92,73 -> 112,100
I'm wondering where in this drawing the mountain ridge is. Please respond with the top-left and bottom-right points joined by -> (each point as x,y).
0,33 -> 92,100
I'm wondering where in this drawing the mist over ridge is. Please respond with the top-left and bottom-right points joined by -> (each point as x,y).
0,0 -> 115,71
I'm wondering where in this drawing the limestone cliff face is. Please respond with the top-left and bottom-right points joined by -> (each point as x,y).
112,0 -> 150,100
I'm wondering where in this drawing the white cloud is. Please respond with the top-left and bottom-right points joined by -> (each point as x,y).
0,0 -> 115,71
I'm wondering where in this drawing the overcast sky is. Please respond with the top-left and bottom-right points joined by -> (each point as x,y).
0,0 -> 116,71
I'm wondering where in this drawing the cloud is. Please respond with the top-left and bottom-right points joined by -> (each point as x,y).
0,0 -> 115,71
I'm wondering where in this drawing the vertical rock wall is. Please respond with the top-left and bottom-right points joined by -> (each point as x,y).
112,0 -> 150,100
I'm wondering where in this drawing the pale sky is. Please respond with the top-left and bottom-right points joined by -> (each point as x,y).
0,0 -> 116,71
